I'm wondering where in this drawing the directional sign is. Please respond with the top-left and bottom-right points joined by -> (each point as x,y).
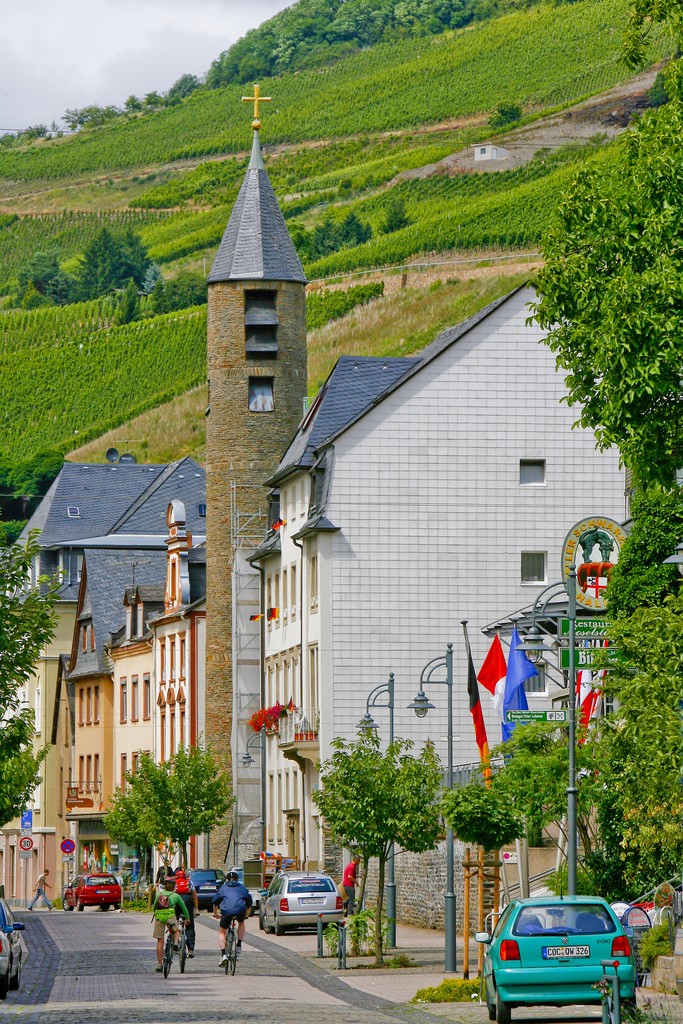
505,710 -> 568,723
560,618 -> 609,637
60,838 -> 76,855
19,836 -> 34,852
560,643 -> 617,670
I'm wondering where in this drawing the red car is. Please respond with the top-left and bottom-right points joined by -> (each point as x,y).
63,874 -> 122,911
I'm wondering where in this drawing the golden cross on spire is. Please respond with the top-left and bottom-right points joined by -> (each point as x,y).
242,84 -> 271,131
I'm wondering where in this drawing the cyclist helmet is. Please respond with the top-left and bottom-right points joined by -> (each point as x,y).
227,871 -> 239,882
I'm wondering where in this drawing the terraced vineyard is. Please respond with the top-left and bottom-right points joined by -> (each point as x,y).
0,0 -> 669,184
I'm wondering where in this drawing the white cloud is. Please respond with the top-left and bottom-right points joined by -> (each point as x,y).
0,0 -> 292,129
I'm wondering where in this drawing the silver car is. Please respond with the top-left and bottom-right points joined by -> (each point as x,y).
259,871 -> 343,935
0,897 -> 24,999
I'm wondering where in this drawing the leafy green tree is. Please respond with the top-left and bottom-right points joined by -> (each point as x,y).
605,486 -> 683,616
0,534 -> 60,826
313,733 -> 442,964
77,227 -> 151,301
115,279 -> 141,325
104,744 -> 232,867
489,101 -> 522,127
595,594 -> 683,896
441,781 -> 523,852
380,195 -> 410,234
532,62 -> 683,485
166,74 -> 201,104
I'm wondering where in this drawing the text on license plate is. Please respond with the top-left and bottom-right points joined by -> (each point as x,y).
200,886 -> 215,891
96,889 -> 111,894
300,897 -> 325,904
543,945 -> 590,959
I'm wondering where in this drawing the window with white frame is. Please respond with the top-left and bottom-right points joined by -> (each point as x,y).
34,688 -> 41,733
307,644 -> 319,712
290,563 -> 297,621
282,568 -> 288,623
519,459 -> 546,485
521,551 -> 546,584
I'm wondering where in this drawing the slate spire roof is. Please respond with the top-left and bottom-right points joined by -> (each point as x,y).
208,131 -> 307,284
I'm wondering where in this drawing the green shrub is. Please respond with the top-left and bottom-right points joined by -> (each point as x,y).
545,863 -> 595,897
639,923 -> 674,970
412,978 -> 481,1002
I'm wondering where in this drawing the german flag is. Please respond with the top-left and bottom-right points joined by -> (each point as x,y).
272,519 -> 287,530
249,613 -> 264,621
462,621 -> 490,782
266,607 -> 279,621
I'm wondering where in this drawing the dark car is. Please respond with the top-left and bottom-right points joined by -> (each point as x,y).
63,873 -> 122,911
0,897 -> 25,999
188,868 -> 226,910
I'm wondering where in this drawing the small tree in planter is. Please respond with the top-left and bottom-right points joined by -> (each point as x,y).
441,781 -> 524,854
313,732 -> 442,965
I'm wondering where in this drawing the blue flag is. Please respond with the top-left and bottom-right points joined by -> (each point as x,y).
501,626 -> 537,742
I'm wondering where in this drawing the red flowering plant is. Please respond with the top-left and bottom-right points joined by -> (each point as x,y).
248,699 -> 298,733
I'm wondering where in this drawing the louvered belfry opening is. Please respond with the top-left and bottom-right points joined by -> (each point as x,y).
245,288 -> 278,358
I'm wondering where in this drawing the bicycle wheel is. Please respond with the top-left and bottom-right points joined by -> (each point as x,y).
179,927 -> 187,974
226,928 -> 237,975
162,932 -> 173,979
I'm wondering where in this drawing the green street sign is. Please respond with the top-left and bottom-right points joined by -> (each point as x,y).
560,618 -> 610,637
505,710 -> 568,723
560,643 -> 616,669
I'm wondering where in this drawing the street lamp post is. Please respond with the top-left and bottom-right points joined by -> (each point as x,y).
241,725 -> 266,856
518,566 -> 578,895
406,643 -> 457,973
357,672 -> 397,948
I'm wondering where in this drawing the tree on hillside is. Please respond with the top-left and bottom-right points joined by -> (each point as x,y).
166,74 -> 202,104
104,745 -> 233,868
313,733 -> 442,964
77,227 -> 151,301
532,60 -> 683,486
115,279 -> 141,325
0,534 -> 60,826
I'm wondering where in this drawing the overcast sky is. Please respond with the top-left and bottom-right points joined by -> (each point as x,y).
1,0 -> 293,131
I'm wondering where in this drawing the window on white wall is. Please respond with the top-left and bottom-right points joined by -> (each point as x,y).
309,555 -> 318,611
521,552 -> 546,584
34,688 -> 41,733
520,459 -> 546,485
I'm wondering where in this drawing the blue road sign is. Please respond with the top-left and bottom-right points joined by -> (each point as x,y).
20,809 -> 33,831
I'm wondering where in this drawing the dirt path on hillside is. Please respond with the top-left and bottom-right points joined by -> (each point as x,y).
394,65 -> 661,183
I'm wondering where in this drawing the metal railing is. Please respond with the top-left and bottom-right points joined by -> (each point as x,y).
278,707 -> 319,745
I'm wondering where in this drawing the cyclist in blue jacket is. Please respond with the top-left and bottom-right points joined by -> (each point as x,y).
212,871 -> 252,965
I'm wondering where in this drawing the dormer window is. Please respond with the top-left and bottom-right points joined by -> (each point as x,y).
125,605 -> 132,640
67,506 -> 80,518
245,289 -> 278,358
136,603 -> 144,637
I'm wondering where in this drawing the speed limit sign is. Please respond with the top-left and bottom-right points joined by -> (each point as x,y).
19,836 -> 33,852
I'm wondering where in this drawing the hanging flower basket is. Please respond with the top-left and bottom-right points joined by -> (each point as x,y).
249,700 -> 297,734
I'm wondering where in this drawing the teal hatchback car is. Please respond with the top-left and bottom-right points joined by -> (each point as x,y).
476,896 -> 637,1024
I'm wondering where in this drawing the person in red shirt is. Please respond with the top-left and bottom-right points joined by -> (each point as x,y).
342,855 -> 361,916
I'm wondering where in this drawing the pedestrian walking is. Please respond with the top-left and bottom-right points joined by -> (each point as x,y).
342,855 -> 361,916
28,868 -> 53,911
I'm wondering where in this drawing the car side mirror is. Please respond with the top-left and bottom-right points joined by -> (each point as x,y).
475,931 -> 491,943
11,922 -> 25,932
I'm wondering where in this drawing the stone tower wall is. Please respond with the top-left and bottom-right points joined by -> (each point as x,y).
205,277 -> 307,864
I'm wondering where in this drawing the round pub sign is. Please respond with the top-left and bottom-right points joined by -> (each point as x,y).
561,515 -> 627,611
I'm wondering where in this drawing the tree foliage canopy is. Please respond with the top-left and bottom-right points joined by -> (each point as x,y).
0,534 -> 60,827
103,744 -> 233,865
441,781 -> 523,851
532,61 -> 683,486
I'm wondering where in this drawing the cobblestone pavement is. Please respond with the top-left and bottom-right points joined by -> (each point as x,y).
4,909 -> 682,1024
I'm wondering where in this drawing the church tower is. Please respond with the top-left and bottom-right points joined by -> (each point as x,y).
205,88 -> 307,862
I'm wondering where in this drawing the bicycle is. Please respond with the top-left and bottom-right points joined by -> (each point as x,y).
161,919 -> 187,978
223,916 -> 238,975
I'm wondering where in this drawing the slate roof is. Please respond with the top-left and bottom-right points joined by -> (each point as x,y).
268,355 -> 419,485
21,457 -> 206,601
208,132 -> 307,284
70,548 -> 167,678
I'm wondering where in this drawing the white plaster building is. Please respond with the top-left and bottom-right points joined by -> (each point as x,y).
250,285 -> 626,872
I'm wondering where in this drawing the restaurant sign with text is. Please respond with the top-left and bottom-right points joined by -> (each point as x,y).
561,516 -> 627,611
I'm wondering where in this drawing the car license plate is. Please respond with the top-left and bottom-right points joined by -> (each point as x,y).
543,945 -> 590,959
96,889 -> 111,894
300,897 -> 325,904
200,885 -> 214,891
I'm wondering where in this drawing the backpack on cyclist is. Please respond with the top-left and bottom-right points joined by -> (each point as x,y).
174,870 -> 191,895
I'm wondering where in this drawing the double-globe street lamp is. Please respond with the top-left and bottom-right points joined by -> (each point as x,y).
405,643 -> 458,974
241,725 -> 267,857
517,565 -> 579,896
357,672 -> 397,948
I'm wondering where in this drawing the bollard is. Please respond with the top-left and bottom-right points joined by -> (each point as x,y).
600,960 -> 622,1024
317,915 -> 325,958
337,920 -> 347,970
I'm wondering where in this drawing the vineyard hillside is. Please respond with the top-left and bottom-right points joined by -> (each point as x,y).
0,0 -> 672,467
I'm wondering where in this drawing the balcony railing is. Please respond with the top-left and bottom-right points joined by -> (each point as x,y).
278,707 -> 319,746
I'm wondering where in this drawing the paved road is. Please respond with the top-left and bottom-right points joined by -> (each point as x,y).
3,909 -> 681,1024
